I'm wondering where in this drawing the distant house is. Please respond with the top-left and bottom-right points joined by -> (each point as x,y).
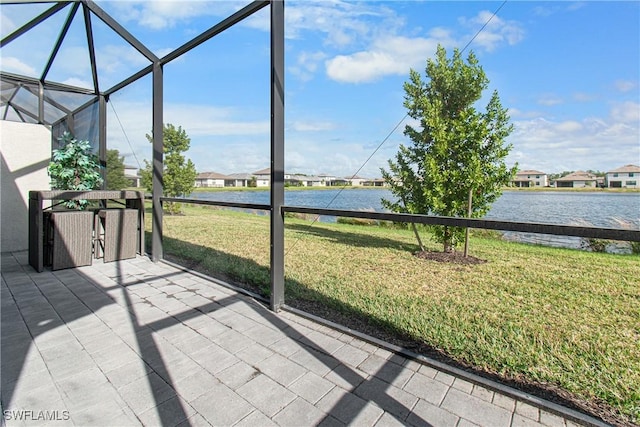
363,178 -> 386,187
194,171 -> 235,188
252,168 -> 271,187
285,174 -> 324,187
124,165 -> 141,187
317,173 -> 336,186
301,176 -> 324,187
347,175 -> 367,186
512,170 -> 548,187
554,171 -> 598,188
605,164 -> 640,189
227,173 -> 253,187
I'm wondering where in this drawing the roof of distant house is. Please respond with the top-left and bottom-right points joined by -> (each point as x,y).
196,171 -> 232,180
607,164 -> 640,173
516,169 -> 546,175
228,173 -> 253,179
253,168 -> 270,175
555,171 -> 598,181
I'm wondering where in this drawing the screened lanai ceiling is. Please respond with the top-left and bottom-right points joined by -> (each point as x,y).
0,0 -> 159,125
1,1 -> 269,127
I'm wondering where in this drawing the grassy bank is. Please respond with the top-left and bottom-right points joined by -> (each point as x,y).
151,205 -> 639,425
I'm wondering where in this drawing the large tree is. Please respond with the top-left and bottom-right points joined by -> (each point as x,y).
141,123 -> 197,214
106,149 -> 130,190
381,45 -> 516,253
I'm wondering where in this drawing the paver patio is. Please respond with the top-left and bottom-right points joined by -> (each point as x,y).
1,251 -> 601,426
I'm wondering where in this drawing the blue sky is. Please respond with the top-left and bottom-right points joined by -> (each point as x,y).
1,1 -> 639,178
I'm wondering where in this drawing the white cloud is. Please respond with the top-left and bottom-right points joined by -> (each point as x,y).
164,104 -> 269,137
572,92 -> 595,102
1,13 -> 16,36
609,101 -> 640,124
532,2 -> 585,17
290,120 -> 336,132
289,51 -> 327,82
107,0 -> 242,30
459,11 -> 525,52
285,138 -> 392,178
614,79 -> 637,93
96,45 -> 151,74
281,1 -> 396,47
61,77 -> 93,90
554,120 -> 582,133
508,108 -> 544,120
508,108 -> 639,172
0,57 -> 36,76
537,94 -> 564,106
325,35 -> 445,84
323,8 -> 522,84
105,99 -> 271,173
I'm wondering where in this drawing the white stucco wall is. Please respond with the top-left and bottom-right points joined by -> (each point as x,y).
1,121 -> 51,252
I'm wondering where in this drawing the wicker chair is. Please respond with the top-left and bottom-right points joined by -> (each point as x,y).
47,211 -> 94,270
95,209 -> 138,262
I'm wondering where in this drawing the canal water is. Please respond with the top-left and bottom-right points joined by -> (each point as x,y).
190,189 -> 639,249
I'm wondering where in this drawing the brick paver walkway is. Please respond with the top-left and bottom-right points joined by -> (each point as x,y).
1,252 -> 601,426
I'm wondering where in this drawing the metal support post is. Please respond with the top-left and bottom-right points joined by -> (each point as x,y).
151,62 -> 164,261
99,94 -> 107,189
270,0 -> 285,311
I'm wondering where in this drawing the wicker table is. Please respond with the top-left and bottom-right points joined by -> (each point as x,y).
29,190 -> 145,272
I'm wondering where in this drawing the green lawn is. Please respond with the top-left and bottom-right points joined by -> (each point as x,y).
151,205 -> 639,425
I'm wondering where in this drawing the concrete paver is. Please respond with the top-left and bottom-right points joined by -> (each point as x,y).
0,252 -> 600,426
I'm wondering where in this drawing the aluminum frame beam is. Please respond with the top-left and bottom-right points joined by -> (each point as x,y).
1,72 -> 96,95
84,0 -> 159,63
82,3 -> 100,94
161,1 -> 269,65
0,2 -> 69,47
41,2 -> 79,82
270,0 -> 285,312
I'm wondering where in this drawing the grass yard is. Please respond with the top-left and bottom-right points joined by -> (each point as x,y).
151,205 -> 639,425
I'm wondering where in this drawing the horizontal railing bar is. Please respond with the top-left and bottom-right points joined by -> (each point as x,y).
161,196 -> 270,211
283,206 -> 640,242
157,197 -> 639,242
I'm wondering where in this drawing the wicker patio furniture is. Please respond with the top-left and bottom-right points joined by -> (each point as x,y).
95,208 -> 139,262
46,210 -> 94,270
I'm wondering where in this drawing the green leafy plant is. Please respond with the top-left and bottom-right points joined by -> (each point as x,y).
581,238 -> 609,253
381,45 -> 516,253
106,149 -> 131,190
140,123 -> 197,215
48,132 -> 103,209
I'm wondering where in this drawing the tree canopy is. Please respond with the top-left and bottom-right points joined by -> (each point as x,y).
381,45 -> 516,253
106,149 -> 130,190
141,123 -> 197,214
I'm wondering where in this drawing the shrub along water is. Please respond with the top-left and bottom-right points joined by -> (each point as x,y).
149,205 -> 639,425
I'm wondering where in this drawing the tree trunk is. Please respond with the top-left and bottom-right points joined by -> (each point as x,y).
411,223 -> 425,252
443,226 -> 454,253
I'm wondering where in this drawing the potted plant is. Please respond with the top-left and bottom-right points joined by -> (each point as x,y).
48,132 -> 103,209
42,132 -> 104,269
